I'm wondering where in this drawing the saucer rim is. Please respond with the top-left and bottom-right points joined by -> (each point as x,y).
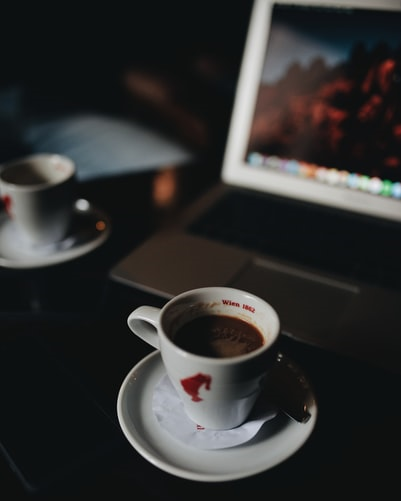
116,350 -> 317,482
0,199 -> 110,268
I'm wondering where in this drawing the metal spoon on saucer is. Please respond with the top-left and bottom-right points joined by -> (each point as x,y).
264,352 -> 315,424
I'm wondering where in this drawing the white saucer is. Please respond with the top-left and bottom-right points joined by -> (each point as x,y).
117,351 -> 317,482
0,199 -> 110,269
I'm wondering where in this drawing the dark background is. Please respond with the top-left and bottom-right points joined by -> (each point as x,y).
1,2 -> 401,499
0,1 -> 253,164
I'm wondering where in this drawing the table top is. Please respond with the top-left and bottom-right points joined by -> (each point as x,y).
1,161 -> 400,499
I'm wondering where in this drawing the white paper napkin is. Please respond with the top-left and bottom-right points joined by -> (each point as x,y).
152,375 -> 278,450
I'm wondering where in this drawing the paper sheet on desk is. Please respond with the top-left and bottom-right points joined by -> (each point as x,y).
22,114 -> 195,181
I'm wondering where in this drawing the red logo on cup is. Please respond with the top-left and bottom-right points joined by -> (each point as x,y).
1,195 -> 12,216
180,373 -> 212,402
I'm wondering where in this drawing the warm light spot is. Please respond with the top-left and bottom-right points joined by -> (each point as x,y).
96,220 -> 106,231
152,167 -> 178,207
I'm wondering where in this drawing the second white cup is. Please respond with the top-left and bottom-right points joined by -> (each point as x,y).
0,153 -> 76,247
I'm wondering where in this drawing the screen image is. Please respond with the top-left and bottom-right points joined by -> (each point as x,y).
246,3 -> 401,200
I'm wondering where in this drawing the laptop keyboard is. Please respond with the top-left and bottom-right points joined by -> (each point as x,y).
188,189 -> 401,292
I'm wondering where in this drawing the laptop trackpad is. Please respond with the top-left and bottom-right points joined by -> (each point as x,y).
229,258 -> 359,349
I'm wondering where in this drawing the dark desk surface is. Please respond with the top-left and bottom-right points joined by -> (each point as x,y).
1,161 -> 401,499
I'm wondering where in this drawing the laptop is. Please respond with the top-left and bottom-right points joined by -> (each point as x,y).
111,0 -> 401,375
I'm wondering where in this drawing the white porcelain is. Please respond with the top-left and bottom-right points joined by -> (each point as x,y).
127,287 -> 280,430
0,153 -> 77,246
117,351 -> 317,482
0,199 -> 110,268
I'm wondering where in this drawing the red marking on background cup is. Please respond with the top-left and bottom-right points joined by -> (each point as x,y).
180,373 -> 212,402
1,195 -> 12,217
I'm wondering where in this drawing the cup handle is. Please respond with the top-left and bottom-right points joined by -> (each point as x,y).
127,306 -> 161,349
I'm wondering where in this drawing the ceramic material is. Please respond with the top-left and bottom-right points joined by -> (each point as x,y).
0,199 -> 110,268
127,287 -> 280,430
0,154 -> 77,246
117,351 -> 317,482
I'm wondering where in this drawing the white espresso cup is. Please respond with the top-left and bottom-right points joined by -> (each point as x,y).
0,153 -> 76,247
127,287 -> 280,430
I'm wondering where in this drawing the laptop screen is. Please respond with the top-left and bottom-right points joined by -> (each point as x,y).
223,0 -> 401,222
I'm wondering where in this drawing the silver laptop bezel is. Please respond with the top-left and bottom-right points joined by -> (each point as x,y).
222,0 -> 401,222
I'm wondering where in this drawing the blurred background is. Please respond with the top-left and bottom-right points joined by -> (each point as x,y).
0,1 -> 253,175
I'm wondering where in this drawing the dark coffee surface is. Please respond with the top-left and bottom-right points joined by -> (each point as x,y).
2,164 -> 48,185
173,314 -> 264,358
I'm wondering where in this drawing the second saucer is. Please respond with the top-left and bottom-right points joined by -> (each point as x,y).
0,199 -> 110,269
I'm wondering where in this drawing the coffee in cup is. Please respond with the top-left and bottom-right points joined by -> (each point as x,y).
127,287 -> 280,430
173,314 -> 265,358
